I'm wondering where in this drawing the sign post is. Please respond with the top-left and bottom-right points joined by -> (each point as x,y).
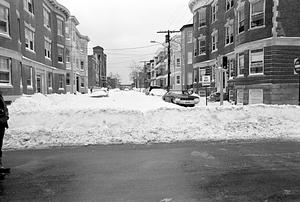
202,76 -> 211,106
294,58 -> 300,105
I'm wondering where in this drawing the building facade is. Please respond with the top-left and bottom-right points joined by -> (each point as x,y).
88,46 -> 107,88
180,24 -> 194,91
65,16 -> 89,94
0,0 -> 89,101
189,0 -> 300,105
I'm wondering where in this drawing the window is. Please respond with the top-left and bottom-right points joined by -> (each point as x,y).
194,39 -> 198,56
0,56 -> 11,84
188,52 -> 192,64
58,47 -> 64,63
43,8 -> 51,29
238,7 -> 245,33
25,28 -> 35,51
66,49 -> 70,63
176,58 -> 180,67
66,73 -> 70,85
44,40 -> 51,59
176,75 -> 180,85
24,0 -> 34,14
48,72 -> 53,88
226,0 -> 234,11
57,18 -> 63,36
250,49 -> 264,75
198,8 -> 206,27
65,25 -> 69,35
59,74 -> 64,89
211,31 -> 218,52
250,0 -> 265,28
211,4 -> 217,23
0,4 -> 9,36
238,53 -> 245,76
225,23 -> 234,45
199,37 -> 206,55
187,31 -> 192,43
80,61 -> 84,70
26,66 -> 33,87
81,77 -> 84,87
229,58 -> 235,79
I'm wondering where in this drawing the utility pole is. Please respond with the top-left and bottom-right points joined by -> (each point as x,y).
157,30 -> 180,91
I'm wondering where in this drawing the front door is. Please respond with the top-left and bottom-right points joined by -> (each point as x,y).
76,76 -> 80,92
37,75 -> 41,93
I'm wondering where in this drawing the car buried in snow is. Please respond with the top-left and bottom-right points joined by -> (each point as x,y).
90,88 -> 109,98
162,90 -> 200,107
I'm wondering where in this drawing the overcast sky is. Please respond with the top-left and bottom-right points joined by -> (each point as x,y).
57,0 -> 192,84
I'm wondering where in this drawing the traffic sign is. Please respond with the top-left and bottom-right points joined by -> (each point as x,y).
202,76 -> 211,86
294,57 -> 300,74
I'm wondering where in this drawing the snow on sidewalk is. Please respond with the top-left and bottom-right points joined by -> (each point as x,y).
4,91 -> 300,150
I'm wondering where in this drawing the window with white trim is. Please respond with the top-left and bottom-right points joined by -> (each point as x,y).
225,23 -> 234,45
211,4 -> 217,23
238,53 -> 245,76
44,40 -> 51,59
43,8 -> 51,29
229,58 -> 235,79
57,18 -> 63,36
198,37 -> 206,55
26,66 -> 33,87
211,31 -> 218,52
176,75 -> 180,85
226,0 -> 234,11
25,28 -> 35,51
0,56 -> 11,84
24,0 -> 34,15
250,49 -> 264,75
250,0 -> 265,28
198,8 -> 206,27
0,4 -> 9,36
238,6 -> 245,33
58,47 -> 64,63
187,31 -> 192,43
176,58 -> 180,67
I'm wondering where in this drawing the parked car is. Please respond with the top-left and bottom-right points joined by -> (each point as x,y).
90,88 -> 109,98
208,92 -> 228,102
145,85 -> 162,95
162,90 -> 200,107
149,88 -> 167,96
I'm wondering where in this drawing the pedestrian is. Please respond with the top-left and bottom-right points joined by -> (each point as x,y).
0,91 -> 9,169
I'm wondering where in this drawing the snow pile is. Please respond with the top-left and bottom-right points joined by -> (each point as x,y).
4,91 -> 300,150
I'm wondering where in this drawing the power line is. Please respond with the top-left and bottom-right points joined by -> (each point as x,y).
104,44 -> 160,51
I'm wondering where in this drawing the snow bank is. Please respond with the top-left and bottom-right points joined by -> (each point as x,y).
4,91 -> 300,150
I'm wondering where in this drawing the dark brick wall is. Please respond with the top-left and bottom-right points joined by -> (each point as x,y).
277,0 -> 300,37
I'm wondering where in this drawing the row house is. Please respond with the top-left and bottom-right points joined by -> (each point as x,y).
188,0 -> 300,105
88,46 -> 107,88
180,24 -> 194,91
65,16 -> 89,94
0,0 -> 71,101
149,36 -> 182,90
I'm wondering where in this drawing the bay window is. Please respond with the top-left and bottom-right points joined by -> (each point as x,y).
0,56 -> 11,84
238,53 -> 245,76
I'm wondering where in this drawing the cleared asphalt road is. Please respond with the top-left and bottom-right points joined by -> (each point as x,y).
0,141 -> 300,202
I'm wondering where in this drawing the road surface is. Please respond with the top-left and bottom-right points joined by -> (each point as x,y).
1,140 -> 300,201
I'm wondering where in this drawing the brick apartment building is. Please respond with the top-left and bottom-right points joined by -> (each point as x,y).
65,16 -> 89,94
189,0 -> 300,105
88,46 -> 107,88
0,0 -> 72,101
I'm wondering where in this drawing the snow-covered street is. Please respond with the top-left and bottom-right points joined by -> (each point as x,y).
4,90 -> 300,150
